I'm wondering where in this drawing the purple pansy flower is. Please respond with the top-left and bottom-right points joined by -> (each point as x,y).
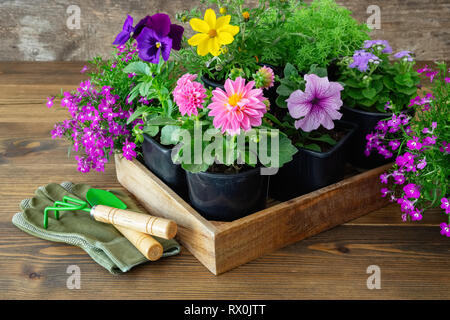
286,74 -> 343,132
133,13 -> 184,51
113,15 -> 134,46
136,27 -> 173,63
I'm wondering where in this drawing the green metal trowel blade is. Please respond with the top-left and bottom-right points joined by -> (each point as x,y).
86,188 -> 128,209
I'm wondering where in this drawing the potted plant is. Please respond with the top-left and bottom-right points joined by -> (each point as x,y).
174,1 -> 291,106
338,40 -> 420,168
266,64 -> 356,201
47,32 -> 146,172
256,0 -> 370,78
365,63 -> 449,235
168,74 -> 297,221
113,13 -> 191,196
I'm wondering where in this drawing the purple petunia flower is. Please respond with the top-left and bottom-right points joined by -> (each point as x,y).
113,15 -> 134,46
136,27 -> 173,63
349,50 -> 380,72
286,74 -> 343,132
364,40 -> 393,54
133,13 -> 184,51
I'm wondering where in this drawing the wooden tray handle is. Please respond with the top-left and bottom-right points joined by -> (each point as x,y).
91,205 -> 177,239
114,225 -> 163,261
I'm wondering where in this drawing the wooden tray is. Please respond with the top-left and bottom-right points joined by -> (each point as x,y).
114,154 -> 389,275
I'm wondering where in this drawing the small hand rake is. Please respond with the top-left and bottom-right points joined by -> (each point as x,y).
43,188 -> 177,260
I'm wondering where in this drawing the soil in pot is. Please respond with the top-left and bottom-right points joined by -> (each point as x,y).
269,120 -> 357,201
186,166 -> 269,221
142,134 -> 188,199
341,105 -> 413,169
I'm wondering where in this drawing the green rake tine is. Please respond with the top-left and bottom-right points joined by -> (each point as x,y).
43,202 -> 86,229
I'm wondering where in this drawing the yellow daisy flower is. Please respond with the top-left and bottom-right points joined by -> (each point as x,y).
188,9 -> 239,57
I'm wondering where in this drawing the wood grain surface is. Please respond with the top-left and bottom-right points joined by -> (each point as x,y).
0,62 -> 449,299
1,0 -> 449,61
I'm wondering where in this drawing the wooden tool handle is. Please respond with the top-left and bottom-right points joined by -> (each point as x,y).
114,225 -> 163,261
91,205 -> 177,239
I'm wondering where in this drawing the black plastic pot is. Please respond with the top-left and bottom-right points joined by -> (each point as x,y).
269,120 -> 357,202
341,106 -> 395,169
186,167 -> 269,221
142,134 -> 188,198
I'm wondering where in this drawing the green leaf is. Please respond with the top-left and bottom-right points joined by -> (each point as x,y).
126,106 -> 147,124
142,125 -> 159,137
145,116 -> 178,126
346,87 -> 364,100
160,125 -> 181,146
383,76 -> 395,90
276,95 -> 288,108
284,63 -> 298,78
394,73 -> 413,87
276,84 -> 293,97
303,143 -> 322,152
181,162 -> 210,173
308,64 -> 328,77
396,85 -> 418,96
308,133 -> 337,146
123,61 -> 150,76
362,87 -> 377,100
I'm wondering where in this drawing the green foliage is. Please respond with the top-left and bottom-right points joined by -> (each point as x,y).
268,0 -> 370,73
174,0 -> 295,81
168,107 -> 297,173
338,47 -> 420,113
123,58 -> 183,145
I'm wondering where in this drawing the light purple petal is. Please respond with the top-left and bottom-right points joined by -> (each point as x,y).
304,74 -> 330,99
286,90 -> 312,119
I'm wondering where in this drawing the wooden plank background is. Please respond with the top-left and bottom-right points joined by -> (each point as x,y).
0,0 -> 449,61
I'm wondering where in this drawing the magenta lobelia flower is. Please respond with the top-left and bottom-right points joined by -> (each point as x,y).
286,74 -> 343,132
403,183 -> 421,199
440,223 -> 450,237
441,197 -> 450,214
208,77 -> 267,135
173,73 -> 207,116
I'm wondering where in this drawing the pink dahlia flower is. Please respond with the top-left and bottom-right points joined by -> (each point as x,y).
173,73 -> 207,116
286,74 -> 343,132
208,77 -> 267,135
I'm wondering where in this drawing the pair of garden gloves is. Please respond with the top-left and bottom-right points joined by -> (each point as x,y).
12,182 -> 180,274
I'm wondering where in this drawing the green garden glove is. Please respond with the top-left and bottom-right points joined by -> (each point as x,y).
12,182 -> 180,274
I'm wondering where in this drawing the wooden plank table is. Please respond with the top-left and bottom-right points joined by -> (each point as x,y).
0,62 -> 448,300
